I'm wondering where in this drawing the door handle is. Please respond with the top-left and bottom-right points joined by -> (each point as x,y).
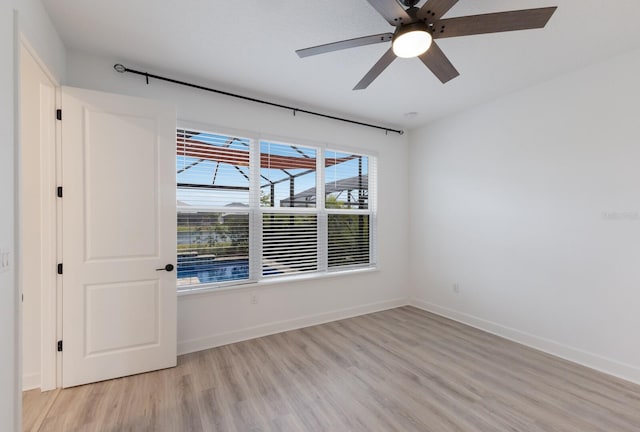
156,264 -> 174,272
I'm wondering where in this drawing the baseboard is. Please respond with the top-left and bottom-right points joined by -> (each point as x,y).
178,297 -> 408,355
23,373 -> 40,391
409,298 -> 640,386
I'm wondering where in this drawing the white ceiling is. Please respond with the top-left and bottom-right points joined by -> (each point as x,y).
43,0 -> 640,129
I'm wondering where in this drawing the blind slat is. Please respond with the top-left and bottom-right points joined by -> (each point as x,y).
262,213 -> 318,277
327,214 -> 370,268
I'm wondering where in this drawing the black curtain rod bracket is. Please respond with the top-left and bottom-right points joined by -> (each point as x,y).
113,63 -> 403,136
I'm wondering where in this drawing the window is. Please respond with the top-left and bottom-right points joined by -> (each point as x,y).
176,130 -> 252,288
176,127 -> 376,290
325,150 -> 372,269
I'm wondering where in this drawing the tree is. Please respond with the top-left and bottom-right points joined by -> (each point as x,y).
260,190 -> 271,206
325,194 -> 345,209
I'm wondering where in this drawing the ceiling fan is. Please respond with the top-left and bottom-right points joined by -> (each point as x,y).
296,0 -> 557,90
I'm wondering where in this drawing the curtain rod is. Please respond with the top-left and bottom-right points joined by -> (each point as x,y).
113,64 -> 404,136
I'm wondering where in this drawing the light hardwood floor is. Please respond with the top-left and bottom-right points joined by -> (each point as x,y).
23,306 -> 640,431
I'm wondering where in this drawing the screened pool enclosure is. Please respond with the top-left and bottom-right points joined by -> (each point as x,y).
176,129 -> 375,288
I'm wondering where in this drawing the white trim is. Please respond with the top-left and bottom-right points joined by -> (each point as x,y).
249,138 -> 261,282
316,150 -> 327,273
325,208 -> 371,215
18,36 -> 59,87
368,156 -> 378,266
14,12 -> 23,431
18,39 -> 59,392
22,373 -> 40,392
54,85 -> 63,390
260,207 -> 319,215
326,262 -> 373,273
178,297 -> 407,355
38,74 -> 57,392
410,298 -> 640,386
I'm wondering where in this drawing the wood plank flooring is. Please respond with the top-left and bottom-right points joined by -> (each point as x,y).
23,306 -> 640,431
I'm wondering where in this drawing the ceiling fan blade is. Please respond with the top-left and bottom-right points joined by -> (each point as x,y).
353,48 -> 396,90
296,33 -> 393,58
365,0 -> 411,26
433,7 -> 557,39
418,0 -> 459,21
418,41 -> 459,83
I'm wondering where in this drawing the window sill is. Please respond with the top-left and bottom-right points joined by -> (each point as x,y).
177,266 -> 379,298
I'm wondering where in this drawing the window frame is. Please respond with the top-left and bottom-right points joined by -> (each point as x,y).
176,121 -> 378,293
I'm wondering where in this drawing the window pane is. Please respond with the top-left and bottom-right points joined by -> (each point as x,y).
177,129 -> 251,208
328,214 -> 370,268
260,141 -> 317,208
262,214 -> 317,276
177,211 -> 249,287
325,151 -> 368,210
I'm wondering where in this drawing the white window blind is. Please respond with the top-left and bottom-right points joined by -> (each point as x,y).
262,214 -> 318,276
328,214 -> 370,268
176,127 -> 377,291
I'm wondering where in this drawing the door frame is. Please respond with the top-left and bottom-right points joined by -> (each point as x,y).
18,35 -> 60,392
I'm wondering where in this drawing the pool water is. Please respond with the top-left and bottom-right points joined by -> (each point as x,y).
178,258 -> 249,283
177,258 -> 281,284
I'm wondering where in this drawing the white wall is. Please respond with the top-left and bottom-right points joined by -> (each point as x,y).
65,50 -> 411,354
17,0 -> 66,82
0,3 -> 19,430
409,47 -> 640,384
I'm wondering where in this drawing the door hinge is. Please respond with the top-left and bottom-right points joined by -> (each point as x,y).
57,186 -> 63,198
57,263 -> 63,275
57,340 -> 63,352
56,109 -> 62,121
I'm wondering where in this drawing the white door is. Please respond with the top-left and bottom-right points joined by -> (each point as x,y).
61,86 -> 177,388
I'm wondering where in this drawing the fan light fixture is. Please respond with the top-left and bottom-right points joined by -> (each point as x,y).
392,23 -> 432,58
295,2 -> 558,90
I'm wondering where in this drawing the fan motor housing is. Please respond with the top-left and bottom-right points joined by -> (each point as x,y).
398,0 -> 420,8
392,21 -> 430,42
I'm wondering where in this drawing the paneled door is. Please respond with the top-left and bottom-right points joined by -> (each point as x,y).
61,86 -> 176,387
